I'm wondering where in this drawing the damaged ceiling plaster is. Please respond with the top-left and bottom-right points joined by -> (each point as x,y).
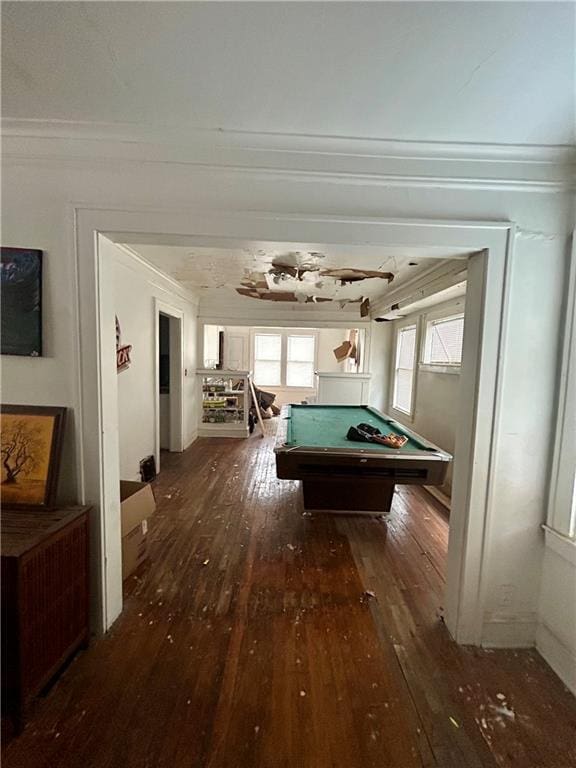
237,252 -> 394,313
123,242 -> 471,315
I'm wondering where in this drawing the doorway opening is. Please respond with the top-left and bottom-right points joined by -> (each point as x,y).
158,313 -> 171,453
154,301 -> 185,473
78,212 -> 511,642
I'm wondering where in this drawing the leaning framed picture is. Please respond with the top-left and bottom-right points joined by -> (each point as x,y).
0,405 -> 67,509
0,247 -> 43,357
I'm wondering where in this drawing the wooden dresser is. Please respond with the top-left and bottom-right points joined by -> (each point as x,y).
1,506 -> 90,731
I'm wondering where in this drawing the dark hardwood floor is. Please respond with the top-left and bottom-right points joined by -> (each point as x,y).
3,423 -> 576,767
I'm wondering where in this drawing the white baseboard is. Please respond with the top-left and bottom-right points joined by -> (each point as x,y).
184,431 -> 198,450
481,617 -> 538,648
423,485 -> 451,511
536,622 -> 576,696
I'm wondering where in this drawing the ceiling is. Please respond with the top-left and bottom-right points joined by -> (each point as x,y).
124,242 -> 469,311
2,2 -> 574,146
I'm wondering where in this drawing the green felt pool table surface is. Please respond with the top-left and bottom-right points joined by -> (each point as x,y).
283,404 -> 438,454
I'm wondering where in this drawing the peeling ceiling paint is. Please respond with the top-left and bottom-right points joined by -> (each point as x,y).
124,242 -> 471,313
237,256 -> 395,307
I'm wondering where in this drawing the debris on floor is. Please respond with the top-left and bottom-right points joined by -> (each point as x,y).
490,703 -> 516,721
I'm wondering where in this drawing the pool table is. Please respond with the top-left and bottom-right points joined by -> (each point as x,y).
274,404 -> 452,515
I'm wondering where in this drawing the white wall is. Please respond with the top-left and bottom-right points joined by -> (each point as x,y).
110,242 -> 199,480
479,239 -> 569,648
536,535 -> 576,695
388,298 -> 465,495
368,321 -> 393,413
535,248 -> 576,695
317,328 -> 353,372
411,370 -> 459,494
1,129 -> 573,667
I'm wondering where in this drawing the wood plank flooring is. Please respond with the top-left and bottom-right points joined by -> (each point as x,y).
3,423 -> 576,767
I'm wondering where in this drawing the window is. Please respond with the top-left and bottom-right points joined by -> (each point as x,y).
423,314 -> 464,366
252,330 -> 317,388
286,335 -> 315,387
253,333 -> 282,386
393,324 -> 417,414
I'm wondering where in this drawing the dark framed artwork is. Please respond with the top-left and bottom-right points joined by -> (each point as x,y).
0,248 -> 43,357
0,405 -> 67,509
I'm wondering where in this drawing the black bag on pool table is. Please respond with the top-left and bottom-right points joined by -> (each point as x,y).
346,424 -> 382,443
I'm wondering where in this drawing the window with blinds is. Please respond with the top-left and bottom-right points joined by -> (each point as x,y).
423,314 -> 464,366
253,333 -> 282,386
286,335 -> 315,387
252,331 -> 317,388
393,325 -> 417,414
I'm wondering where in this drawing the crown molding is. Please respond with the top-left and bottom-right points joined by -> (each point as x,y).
3,118 -> 575,163
3,119 -> 575,192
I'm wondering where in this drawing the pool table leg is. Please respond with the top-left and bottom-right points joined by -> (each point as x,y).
301,479 -> 394,515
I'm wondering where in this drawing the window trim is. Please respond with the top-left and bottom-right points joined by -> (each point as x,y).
250,328 -> 318,389
391,320 -> 418,419
546,240 -> 576,538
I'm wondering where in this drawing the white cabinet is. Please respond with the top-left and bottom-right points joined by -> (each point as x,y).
197,370 -> 250,438
315,372 -> 371,405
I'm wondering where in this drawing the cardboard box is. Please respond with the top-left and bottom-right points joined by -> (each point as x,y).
120,480 -> 156,579
122,519 -> 149,580
333,340 -> 352,362
120,481 -> 156,537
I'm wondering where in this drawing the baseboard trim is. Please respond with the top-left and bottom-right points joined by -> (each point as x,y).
184,431 -> 198,450
423,485 -> 451,512
536,622 -> 576,696
481,617 -> 537,648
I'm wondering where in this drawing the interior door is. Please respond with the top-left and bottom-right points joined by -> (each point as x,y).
225,333 -> 247,370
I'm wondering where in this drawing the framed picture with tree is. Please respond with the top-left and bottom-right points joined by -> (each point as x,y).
0,405 -> 67,509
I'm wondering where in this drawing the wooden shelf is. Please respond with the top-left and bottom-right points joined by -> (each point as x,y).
197,371 -> 251,438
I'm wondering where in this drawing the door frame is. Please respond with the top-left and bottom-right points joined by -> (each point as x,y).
154,300 -> 184,472
74,208 -> 512,638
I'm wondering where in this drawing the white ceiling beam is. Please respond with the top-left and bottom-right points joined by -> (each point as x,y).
369,258 -> 469,319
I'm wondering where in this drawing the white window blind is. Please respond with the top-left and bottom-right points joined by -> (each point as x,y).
253,333 -> 282,386
393,325 -> 416,414
424,315 -> 464,366
252,331 -> 317,388
286,335 -> 315,387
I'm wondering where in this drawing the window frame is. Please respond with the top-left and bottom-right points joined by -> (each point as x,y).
546,242 -> 576,539
252,330 -> 283,387
391,320 -> 418,419
250,328 -> 318,389
421,310 -> 465,373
